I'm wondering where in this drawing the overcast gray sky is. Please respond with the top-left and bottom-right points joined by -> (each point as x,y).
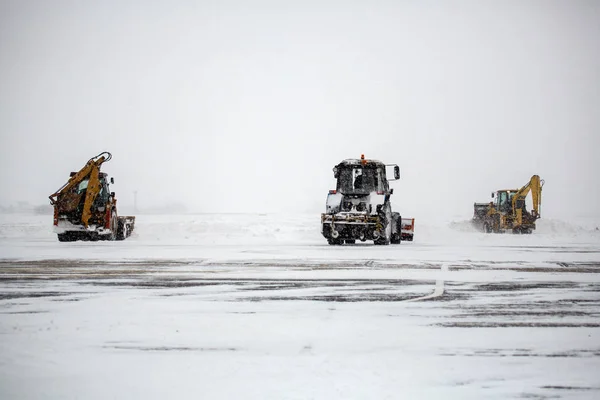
1,0 -> 599,221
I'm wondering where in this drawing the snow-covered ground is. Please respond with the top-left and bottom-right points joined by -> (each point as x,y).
1,214 -> 599,399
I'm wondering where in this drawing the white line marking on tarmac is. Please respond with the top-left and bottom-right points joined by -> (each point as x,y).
402,263 -> 448,302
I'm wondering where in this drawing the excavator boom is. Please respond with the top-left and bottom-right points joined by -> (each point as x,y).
530,175 -> 543,218
512,174 -> 544,219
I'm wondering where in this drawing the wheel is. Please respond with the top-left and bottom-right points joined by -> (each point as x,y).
483,222 -> 492,233
492,214 -> 502,233
57,233 -> 76,242
390,213 -> 401,244
345,239 -> 356,244
106,211 -> 117,241
116,219 -> 127,241
327,238 -> 343,245
374,203 -> 392,245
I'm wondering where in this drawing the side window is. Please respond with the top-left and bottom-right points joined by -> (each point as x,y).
377,168 -> 388,192
498,192 -> 510,210
77,179 -> 89,194
96,178 -> 109,202
102,180 -> 110,199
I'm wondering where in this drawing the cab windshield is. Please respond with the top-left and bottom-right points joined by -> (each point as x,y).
337,167 -> 383,195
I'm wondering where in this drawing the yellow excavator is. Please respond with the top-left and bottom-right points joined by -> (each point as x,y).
49,151 -> 135,242
472,175 -> 544,234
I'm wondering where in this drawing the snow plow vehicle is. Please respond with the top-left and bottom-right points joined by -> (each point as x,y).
472,175 -> 544,234
49,152 -> 135,242
321,155 -> 414,245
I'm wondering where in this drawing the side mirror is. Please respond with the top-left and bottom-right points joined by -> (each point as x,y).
390,188 -> 394,195
491,192 -> 495,198
394,165 -> 400,180
110,192 -> 115,198
110,177 -> 114,184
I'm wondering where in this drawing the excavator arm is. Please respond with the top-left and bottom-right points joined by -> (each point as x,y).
49,152 -> 112,227
512,175 -> 544,225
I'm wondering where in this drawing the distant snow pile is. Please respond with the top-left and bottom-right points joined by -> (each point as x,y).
535,218 -> 600,236
448,219 -> 479,233
0,215 -> 53,240
446,217 -> 600,238
444,217 -> 600,242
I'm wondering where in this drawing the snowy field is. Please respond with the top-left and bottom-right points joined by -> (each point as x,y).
1,213 -> 600,399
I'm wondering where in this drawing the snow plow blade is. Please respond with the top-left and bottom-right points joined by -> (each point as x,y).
401,218 -> 415,241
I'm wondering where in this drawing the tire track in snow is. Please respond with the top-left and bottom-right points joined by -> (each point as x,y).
402,263 -> 448,302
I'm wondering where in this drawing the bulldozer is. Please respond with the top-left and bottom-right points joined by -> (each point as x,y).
49,151 -> 135,242
472,175 -> 544,234
321,154 -> 414,245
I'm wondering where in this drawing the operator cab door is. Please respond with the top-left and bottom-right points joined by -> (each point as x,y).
94,176 -> 111,208
497,191 -> 510,213
377,167 -> 388,193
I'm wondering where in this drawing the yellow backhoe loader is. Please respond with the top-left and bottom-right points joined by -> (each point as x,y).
49,151 -> 135,242
472,175 -> 544,234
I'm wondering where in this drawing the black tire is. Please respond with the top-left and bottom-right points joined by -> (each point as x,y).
374,204 -> 392,245
493,214 -> 502,233
106,211 -> 117,241
483,222 -> 492,233
327,238 -> 343,245
345,239 -> 356,244
390,213 -> 402,244
117,219 -> 127,241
